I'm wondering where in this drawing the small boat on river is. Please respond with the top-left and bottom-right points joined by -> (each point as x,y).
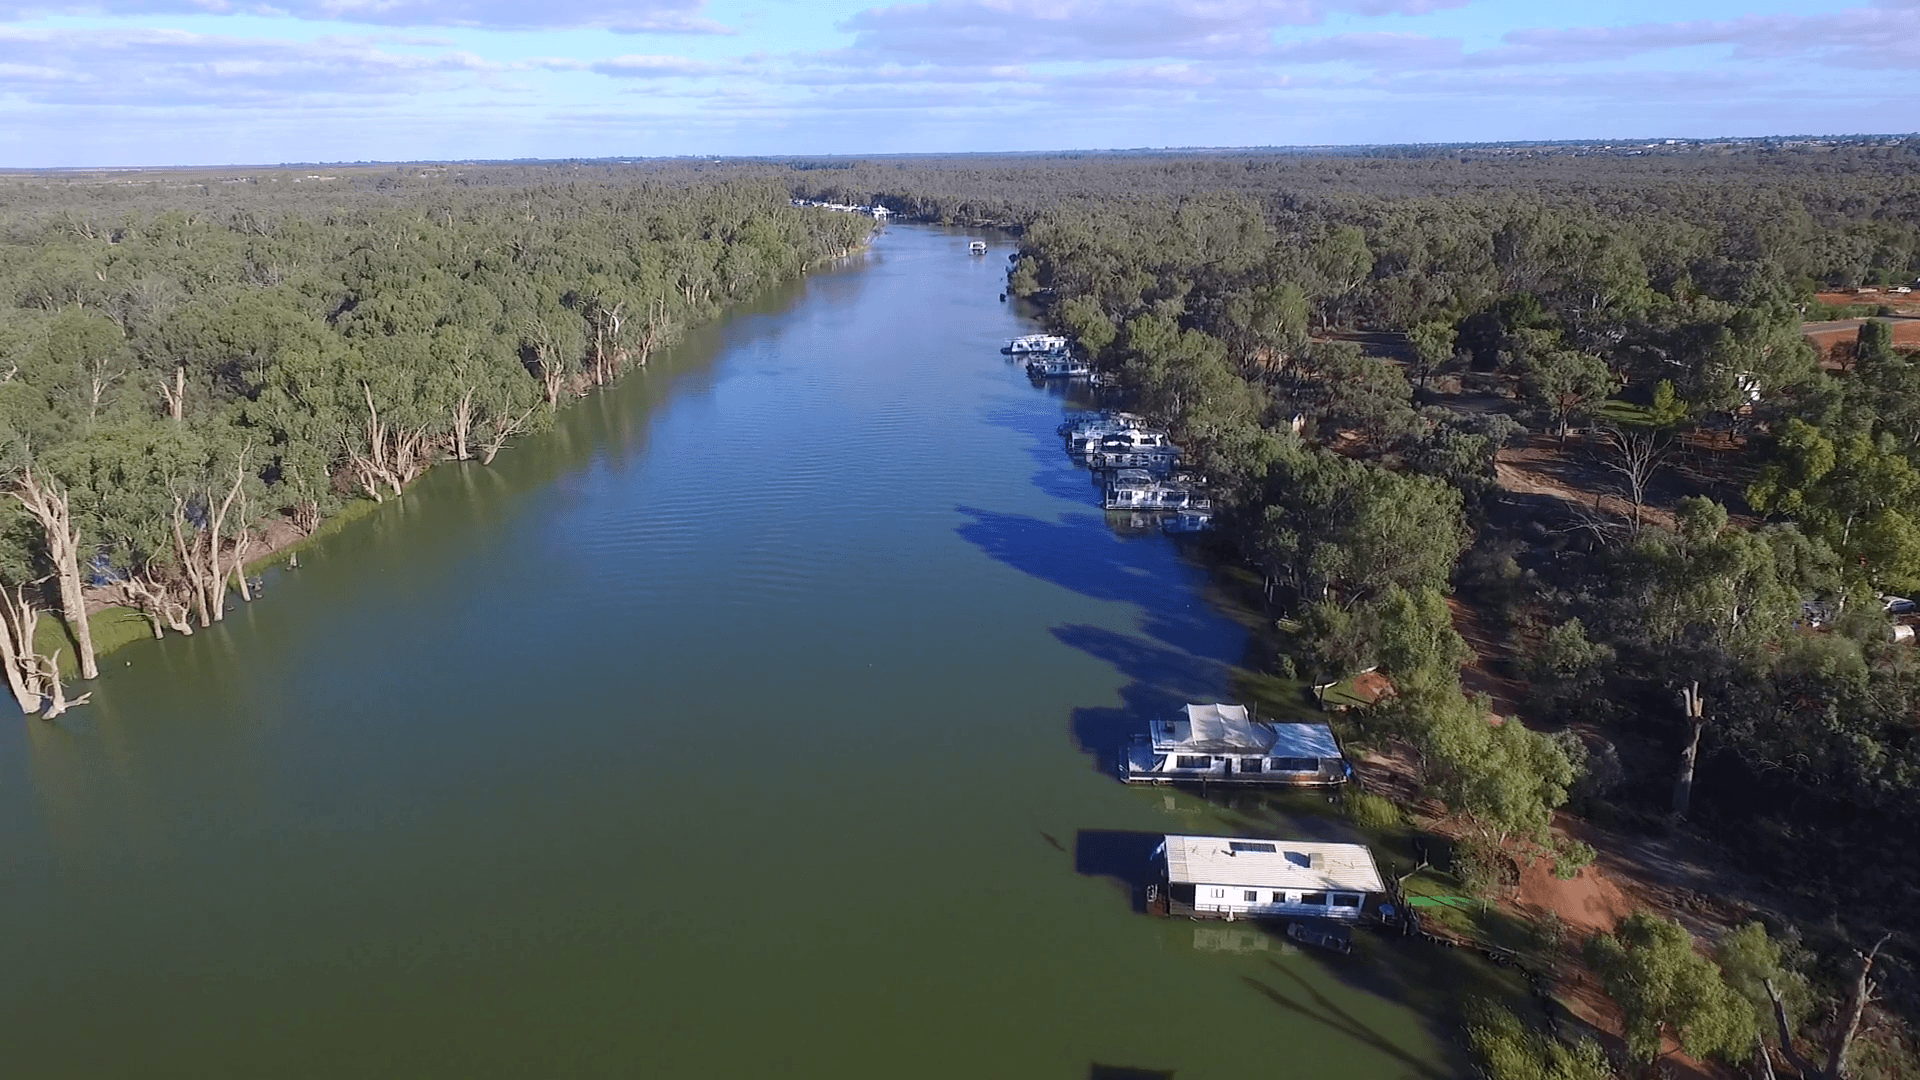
1286,919 -> 1355,954
969,240 -> 988,255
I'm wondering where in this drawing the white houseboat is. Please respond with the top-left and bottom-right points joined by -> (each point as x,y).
968,240 -> 988,255
1148,834 -> 1386,924
1005,334 -> 1071,355
1087,442 -> 1182,471
1068,424 -> 1167,456
1104,471 -> 1211,511
1027,354 -> 1094,378
1121,703 -> 1351,786
1059,411 -> 1148,439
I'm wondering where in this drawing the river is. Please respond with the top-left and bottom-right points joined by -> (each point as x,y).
0,225 -> 1458,1078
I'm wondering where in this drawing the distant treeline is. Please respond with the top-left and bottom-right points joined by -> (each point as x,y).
0,166 -> 870,708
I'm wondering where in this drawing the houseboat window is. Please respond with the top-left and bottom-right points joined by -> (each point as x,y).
1300,892 -> 1327,905
1175,755 -> 1212,770
1271,757 -> 1318,772
1238,757 -> 1263,773
1243,890 -> 1259,902
1228,841 -> 1276,854
1272,892 -> 1287,904
1210,889 -> 1226,899
1331,894 -> 1362,909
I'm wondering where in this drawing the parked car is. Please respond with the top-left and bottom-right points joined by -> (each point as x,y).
1882,595 -> 1915,615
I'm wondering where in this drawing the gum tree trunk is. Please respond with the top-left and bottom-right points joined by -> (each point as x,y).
14,468 -> 96,680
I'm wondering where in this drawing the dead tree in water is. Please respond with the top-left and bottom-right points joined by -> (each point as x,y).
0,583 -> 43,713
13,466 -> 96,680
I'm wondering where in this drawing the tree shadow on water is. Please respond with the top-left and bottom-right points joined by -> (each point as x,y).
1241,958 -> 1454,1080
1073,828 -> 1162,913
1088,1065 -> 1175,1080
1053,624 -> 1232,768
955,506 -> 1240,660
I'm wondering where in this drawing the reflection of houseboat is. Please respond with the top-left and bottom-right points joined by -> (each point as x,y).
1147,834 -> 1386,923
1122,703 -> 1351,786
1004,334 -> 1070,355
968,240 -> 988,255
1162,510 -> 1215,534
1104,470 -> 1211,511
1027,354 -> 1093,378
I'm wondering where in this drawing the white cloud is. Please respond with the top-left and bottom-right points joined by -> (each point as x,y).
0,0 -> 734,32
0,26 -> 503,104
834,0 -> 1468,62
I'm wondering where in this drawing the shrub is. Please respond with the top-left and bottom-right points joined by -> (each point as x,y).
1552,839 -> 1595,880
1466,1000 -> 1614,1080
1342,789 -> 1403,829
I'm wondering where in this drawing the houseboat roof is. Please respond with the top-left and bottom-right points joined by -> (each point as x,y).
1159,703 -> 1271,752
1160,835 -> 1385,894
1150,707 -> 1341,757
1270,723 -> 1341,759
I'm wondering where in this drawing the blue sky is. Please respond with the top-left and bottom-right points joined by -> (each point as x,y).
1,0 -> 1913,167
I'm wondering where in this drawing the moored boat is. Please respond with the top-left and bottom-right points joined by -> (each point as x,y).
1122,703 -> 1352,786
1147,834 -> 1387,924
1004,334 -> 1071,355
1027,354 -> 1093,378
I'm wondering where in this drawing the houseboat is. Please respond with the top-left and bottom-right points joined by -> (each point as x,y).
1059,411 -> 1148,439
1121,703 -> 1351,786
1027,354 -> 1094,378
1087,443 -> 1182,471
1147,834 -> 1386,924
968,240 -> 988,255
1004,334 -> 1070,355
1104,471 -> 1211,511
1067,423 -> 1166,456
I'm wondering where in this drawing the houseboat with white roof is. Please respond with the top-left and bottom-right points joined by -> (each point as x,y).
1027,354 -> 1093,378
968,240 -> 988,255
1059,411 -> 1148,439
1148,834 -> 1387,924
1068,424 -> 1166,456
1104,471 -> 1211,511
1122,703 -> 1351,786
1004,334 -> 1070,355
1087,439 -> 1182,471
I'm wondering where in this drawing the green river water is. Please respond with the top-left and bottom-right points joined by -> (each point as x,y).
0,225 -> 1467,1079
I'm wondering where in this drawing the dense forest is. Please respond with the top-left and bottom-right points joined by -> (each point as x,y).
790,146 -> 1920,1080
0,165 -> 871,713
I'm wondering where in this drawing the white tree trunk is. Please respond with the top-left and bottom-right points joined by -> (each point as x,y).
14,468 -> 97,680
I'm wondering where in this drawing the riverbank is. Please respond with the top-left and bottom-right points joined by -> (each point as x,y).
36,227 -> 878,682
